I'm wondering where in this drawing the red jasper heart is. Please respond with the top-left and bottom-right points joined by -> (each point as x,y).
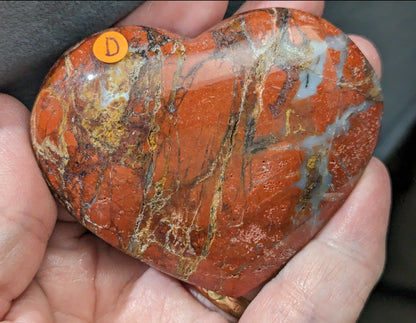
30,8 -> 382,297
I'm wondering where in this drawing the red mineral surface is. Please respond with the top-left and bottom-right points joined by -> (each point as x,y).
30,8 -> 382,297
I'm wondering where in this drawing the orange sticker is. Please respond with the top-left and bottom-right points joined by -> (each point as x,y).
93,31 -> 128,63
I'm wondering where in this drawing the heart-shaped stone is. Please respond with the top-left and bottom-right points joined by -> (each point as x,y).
31,8 -> 382,297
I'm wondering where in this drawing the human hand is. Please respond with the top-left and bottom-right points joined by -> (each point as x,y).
0,1 -> 390,322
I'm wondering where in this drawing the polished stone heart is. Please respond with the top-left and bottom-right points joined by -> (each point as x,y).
31,8 -> 382,297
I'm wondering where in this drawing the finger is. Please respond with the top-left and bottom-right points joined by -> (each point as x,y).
241,158 -> 391,322
117,1 -> 229,38
0,94 -> 57,318
349,35 -> 383,78
3,281 -> 53,322
236,1 -> 325,16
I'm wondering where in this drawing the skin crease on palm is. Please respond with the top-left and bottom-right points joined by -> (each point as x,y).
0,1 -> 390,322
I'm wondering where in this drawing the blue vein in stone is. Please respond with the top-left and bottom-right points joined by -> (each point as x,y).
294,99 -> 374,224
295,40 -> 328,100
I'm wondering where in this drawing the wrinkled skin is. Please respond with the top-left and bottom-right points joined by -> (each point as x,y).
0,1 -> 390,322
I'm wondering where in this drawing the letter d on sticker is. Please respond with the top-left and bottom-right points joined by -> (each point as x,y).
105,37 -> 120,57
93,31 -> 128,63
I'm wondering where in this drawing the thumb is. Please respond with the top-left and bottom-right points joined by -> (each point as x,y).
0,94 -> 57,317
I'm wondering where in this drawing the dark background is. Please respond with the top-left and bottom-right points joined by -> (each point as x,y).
1,1 -> 415,321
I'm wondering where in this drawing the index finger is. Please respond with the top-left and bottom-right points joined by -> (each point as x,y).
117,1 -> 229,38
236,1 -> 325,16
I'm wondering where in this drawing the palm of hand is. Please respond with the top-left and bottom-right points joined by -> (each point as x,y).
28,211 -> 224,322
1,1 -> 390,322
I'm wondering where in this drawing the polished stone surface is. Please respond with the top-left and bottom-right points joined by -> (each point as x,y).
31,8 -> 382,297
